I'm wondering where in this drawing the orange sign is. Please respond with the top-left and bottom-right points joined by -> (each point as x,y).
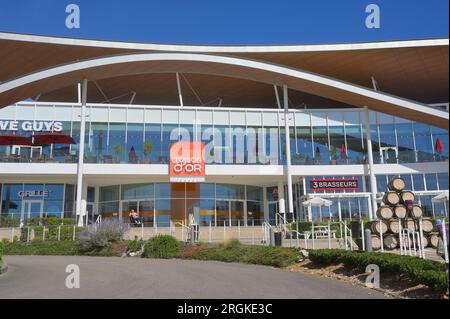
169,142 -> 205,182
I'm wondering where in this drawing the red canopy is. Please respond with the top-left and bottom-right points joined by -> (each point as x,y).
0,134 -> 32,146
33,132 -> 76,145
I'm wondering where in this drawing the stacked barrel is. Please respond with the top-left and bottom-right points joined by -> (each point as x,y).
370,176 -> 435,250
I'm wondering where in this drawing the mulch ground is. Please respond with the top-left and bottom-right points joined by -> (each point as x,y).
287,260 -> 448,299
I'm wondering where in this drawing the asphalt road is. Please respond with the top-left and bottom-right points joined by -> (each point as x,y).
0,256 -> 387,299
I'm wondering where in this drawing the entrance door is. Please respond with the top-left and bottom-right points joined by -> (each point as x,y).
121,200 -> 155,226
216,200 -> 245,226
21,200 -> 44,225
268,201 -> 279,225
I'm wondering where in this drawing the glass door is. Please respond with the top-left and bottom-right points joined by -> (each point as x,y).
121,201 -> 138,224
21,200 -> 44,225
230,201 -> 244,226
139,200 -> 155,226
268,201 -> 278,225
215,200 -> 229,226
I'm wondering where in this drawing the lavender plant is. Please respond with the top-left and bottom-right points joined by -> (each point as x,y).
77,219 -> 128,252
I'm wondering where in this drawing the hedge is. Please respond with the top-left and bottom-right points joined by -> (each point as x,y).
1,241 -> 80,256
178,240 -> 299,268
309,249 -> 449,293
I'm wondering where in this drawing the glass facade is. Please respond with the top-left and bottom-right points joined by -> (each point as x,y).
0,183 -> 67,226
0,103 -> 447,165
98,183 -> 264,227
0,103 -> 448,225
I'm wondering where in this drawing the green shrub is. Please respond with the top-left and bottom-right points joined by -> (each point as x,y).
179,242 -> 299,268
1,241 -> 80,256
127,238 -> 145,253
309,249 -> 448,293
27,217 -> 76,226
143,235 -> 181,259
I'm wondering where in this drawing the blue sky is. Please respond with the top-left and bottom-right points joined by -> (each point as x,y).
0,0 -> 448,44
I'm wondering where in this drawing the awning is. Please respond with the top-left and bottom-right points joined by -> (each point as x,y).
432,191 -> 449,202
33,132 -> 76,145
302,196 -> 333,207
0,134 -> 32,146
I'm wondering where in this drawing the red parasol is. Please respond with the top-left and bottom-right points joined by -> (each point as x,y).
340,144 -> 347,157
0,134 -> 32,146
436,137 -> 443,154
33,132 -> 76,145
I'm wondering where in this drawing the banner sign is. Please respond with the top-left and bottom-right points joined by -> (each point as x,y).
0,120 -> 63,132
310,178 -> 359,191
170,142 -> 205,183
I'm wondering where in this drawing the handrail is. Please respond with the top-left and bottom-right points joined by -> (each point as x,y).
340,221 -> 354,251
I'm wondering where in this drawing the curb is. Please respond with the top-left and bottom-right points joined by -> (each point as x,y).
0,262 -> 8,275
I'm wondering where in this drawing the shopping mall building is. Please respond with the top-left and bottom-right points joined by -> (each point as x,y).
0,32 -> 448,227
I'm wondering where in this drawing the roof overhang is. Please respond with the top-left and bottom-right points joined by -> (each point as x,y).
0,52 -> 448,128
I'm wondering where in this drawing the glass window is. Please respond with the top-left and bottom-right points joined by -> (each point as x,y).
64,184 -> 76,218
100,185 -> 119,202
312,126 -> 329,165
144,123 -> 161,164
121,184 -> 154,200
1,184 -> 23,218
216,184 -> 245,200
414,123 -> 434,162
432,127 -> 449,161
126,123 -> 144,164
87,122 -> 107,163
425,173 -> 438,191
345,124 -> 365,164
329,125 -> 346,165
108,123 -> 126,163
437,173 -> 449,190
155,183 -> 170,198
396,122 -> 415,163
247,186 -> 263,201
412,174 -> 425,191
294,126 -> 313,165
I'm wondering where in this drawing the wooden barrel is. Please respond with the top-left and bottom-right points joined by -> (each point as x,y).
410,205 -> 424,218
388,177 -> 406,192
429,233 -> 439,248
421,218 -> 434,233
383,192 -> 400,206
393,205 -> 407,219
422,235 -> 430,248
371,235 -> 382,250
405,218 -> 417,232
389,219 -> 400,234
371,220 -> 388,234
376,206 -> 394,220
383,234 -> 399,249
400,190 -> 415,203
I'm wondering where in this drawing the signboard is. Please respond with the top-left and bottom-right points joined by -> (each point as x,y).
310,178 -> 359,191
0,120 -> 63,132
18,190 -> 50,197
170,142 -> 205,183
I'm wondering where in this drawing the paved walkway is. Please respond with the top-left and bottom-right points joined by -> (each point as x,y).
0,256 -> 388,299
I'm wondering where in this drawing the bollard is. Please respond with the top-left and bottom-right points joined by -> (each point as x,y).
364,229 -> 372,252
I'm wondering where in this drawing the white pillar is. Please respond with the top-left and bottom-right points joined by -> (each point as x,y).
278,181 -> 286,222
76,79 -> 88,227
176,73 -> 184,107
283,85 -> 294,221
364,106 -> 377,220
